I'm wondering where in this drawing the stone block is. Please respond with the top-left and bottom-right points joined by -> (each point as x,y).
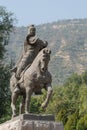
0,114 -> 64,130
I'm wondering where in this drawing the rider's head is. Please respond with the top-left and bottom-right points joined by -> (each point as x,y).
28,25 -> 36,36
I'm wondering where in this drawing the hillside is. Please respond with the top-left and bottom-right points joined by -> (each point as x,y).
6,19 -> 87,85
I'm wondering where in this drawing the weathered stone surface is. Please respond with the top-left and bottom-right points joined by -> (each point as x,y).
0,114 -> 64,130
51,122 -> 64,130
0,119 -> 21,130
11,114 -> 55,121
20,120 -> 34,130
34,121 -> 51,130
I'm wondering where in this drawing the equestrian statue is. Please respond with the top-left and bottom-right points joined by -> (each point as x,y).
10,25 -> 52,118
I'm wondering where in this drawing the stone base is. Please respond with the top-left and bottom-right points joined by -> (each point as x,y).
0,114 -> 64,130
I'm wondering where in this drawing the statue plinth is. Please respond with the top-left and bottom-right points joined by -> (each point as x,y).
0,114 -> 64,130
12,113 -> 55,121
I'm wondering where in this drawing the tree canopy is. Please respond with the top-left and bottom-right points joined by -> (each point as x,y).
0,6 -> 14,59
0,6 -> 15,122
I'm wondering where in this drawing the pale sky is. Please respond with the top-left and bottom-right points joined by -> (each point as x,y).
0,0 -> 87,26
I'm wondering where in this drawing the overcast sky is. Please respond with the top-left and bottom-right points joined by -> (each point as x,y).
0,0 -> 87,26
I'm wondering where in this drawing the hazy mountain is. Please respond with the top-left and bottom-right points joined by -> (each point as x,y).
6,18 -> 87,86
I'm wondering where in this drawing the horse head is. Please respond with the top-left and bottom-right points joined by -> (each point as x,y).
39,48 -> 51,73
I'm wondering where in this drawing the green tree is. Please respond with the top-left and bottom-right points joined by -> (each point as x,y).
0,6 -> 14,59
0,6 -> 15,123
76,114 -> 87,130
82,70 -> 87,85
45,73 -> 85,129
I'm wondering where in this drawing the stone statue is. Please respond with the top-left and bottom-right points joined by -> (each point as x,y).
10,47 -> 52,118
11,25 -> 48,93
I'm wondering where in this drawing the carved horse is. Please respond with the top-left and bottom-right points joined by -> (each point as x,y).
10,48 -> 53,117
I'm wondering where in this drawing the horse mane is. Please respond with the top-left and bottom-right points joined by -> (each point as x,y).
31,48 -> 46,65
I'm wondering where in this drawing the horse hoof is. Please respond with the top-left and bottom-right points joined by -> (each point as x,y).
41,103 -> 47,109
12,114 -> 17,118
25,111 -> 29,114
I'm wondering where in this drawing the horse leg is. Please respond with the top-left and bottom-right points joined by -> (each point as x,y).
19,94 -> 26,114
41,85 -> 53,109
25,87 -> 32,114
11,92 -> 18,118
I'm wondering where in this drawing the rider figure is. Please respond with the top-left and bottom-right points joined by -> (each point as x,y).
11,25 -> 48,93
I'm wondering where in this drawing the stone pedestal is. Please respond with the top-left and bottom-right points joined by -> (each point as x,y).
0,114 -> 64,130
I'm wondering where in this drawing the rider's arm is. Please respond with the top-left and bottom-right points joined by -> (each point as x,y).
38,38 -> 48,50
